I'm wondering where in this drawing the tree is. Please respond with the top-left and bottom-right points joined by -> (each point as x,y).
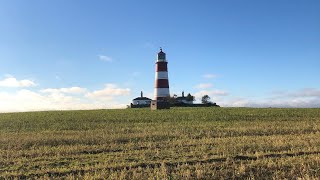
201,95 -> 211,104
186,93 -> 195,102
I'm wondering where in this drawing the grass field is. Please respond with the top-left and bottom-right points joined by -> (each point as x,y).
0,107 -> 320,179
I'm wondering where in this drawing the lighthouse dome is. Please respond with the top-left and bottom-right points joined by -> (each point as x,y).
157,48 -> 166,61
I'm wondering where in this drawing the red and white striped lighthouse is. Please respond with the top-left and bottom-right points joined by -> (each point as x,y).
154,48 -> 170,101
151,48 -> 170,109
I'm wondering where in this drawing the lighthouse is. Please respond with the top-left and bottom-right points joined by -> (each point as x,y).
151,48 -> 171,110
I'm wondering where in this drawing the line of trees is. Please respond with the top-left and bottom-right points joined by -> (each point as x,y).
167,93 -> 218,106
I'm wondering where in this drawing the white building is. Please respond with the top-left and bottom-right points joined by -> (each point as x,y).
132,91 -> 151,105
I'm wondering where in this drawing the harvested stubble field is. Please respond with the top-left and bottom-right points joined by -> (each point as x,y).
0,107 -> 320,179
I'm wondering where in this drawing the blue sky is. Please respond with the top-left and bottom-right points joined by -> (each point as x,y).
0,0 -> 320,111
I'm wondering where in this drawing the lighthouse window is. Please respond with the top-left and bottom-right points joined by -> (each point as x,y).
158,54 -> 165,59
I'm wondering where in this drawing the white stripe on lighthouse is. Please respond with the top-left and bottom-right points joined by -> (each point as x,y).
154,88 -> 170,98
155,71 -> 168,79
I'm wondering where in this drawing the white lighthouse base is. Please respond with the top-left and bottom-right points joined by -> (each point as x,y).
150,100 -> 170,110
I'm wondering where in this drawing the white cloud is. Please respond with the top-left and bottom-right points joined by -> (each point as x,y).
0,77 -> 36,87
271,88 -> 320,98
0,89 -> 124,112
291,88 -> 320,97
221,97 -> 320,108
195,83 -> 213,89
193,89 -> 229,103
217,88 -> 320,108
86,84 -> 131,101
98,55 -> 113,62
0,84 -> 131,112
203,74 -> 217,79
194,90 -> 228,98
41,87 -> 87,94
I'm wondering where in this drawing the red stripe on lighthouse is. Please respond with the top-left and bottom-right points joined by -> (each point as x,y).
156,62 -> 168,72
155,79 -> 169,88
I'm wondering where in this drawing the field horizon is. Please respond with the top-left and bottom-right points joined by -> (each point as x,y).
1,107 -> 320,179
2,106 -> 318,114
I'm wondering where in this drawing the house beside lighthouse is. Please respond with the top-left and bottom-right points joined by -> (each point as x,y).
151,48 -> 171,110
132,91 -> 151,105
